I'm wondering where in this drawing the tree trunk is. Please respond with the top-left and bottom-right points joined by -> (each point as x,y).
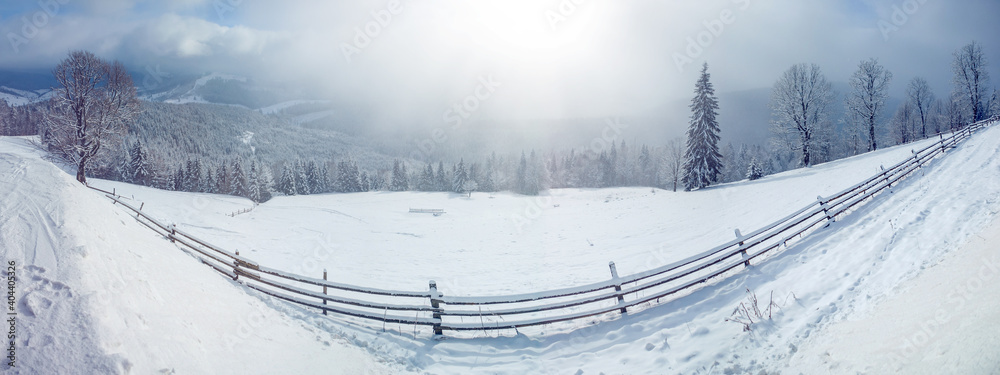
77,158 -> 87,183
869,118 -> 877,151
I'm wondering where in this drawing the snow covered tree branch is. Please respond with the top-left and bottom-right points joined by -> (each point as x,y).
845,58 -> 892,153
44,51 -> 141,183
770,63 -> 833,166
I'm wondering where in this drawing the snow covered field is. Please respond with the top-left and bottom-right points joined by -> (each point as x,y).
90,136 -> 945,297
3,121 -> 1000,374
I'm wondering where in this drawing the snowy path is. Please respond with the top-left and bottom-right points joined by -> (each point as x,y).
0,137 -> 404,374
787,213 -> 1000,374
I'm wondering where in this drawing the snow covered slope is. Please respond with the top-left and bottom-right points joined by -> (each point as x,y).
5,121 -> 999,374
88,123 -> 1000,374
0,137 -> 405,374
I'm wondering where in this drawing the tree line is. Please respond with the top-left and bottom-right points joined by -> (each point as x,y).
681,41 -> 997,191
1,42 -> 997,201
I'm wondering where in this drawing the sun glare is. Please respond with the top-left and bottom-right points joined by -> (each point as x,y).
461,1 -> 602,62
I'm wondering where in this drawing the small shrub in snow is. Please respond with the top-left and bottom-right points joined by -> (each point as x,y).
725,289 -> 780,332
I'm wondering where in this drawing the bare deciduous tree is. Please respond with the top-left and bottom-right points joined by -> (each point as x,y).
45,50 -> 141,183
661,137 -> 684,192
769,63 -> 832,167
952,41 -> 991,123
845,58 -> 892,152
891,101 -> 915,145
906,77 -> 934,138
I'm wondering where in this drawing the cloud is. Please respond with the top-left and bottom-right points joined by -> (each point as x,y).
122,14 -> 280,59
0,0 -> 997,127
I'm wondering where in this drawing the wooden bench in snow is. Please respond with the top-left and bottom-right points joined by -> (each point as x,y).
409,208 -> 445,216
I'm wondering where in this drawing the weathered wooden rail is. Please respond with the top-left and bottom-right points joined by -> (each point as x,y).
95,116 -> 996,337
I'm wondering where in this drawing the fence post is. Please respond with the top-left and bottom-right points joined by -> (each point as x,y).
881,165 -> 891,189
429,281 -> 443,336
168,224 -> 176,243
233,250 -> 240,281
735,229 -> 749,267
817,195 -> 833,226
322,269 -> 328,316
608,262 -> 627,314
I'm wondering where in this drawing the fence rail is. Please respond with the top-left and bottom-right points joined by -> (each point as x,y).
94,116 -> 997,336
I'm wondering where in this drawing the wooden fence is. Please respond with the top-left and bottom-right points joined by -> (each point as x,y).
95,117 -> 997,337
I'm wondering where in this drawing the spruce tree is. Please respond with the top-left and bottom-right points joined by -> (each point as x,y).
231,159 -> 248,198
305,160 -> 319,194
525,150 -> 541,195
682,62 -> 724,191
746,158 -> 764,181
390,159 -> 409,191
278,164 -> 296,195
294,159 -> 309,195
215,164 -> 230,196
452,159 -> 467,193
435,161 -> 448,191
516,152 -> 528,194
130,140 -> 150,185
480,157 -> 496,192
420,163 -> 435,191
118,145 -> 133,183
258,163 -> 274,202
248,161 -> 261,203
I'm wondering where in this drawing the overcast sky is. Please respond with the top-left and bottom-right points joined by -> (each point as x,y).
1,0 -> 997,123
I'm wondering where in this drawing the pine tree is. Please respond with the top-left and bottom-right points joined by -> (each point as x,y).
0,99 -> 9,135
118,144 -> 134,183
608,142 -> 619,187
336,160 -> 363,192
317,163 -> 331,194
682,63 -> 724,191
185,159 -> 205,192
452,159 -> 467,193
616,140 -> 629,186
204,166 -> 217,194
370,171 -> 387,191
390,159 -> 409,191
130,140 -> 150,186
599,151 -> 613,188
435,161 -> 448,191
278,163 -> 296,195
215,164 -> 231,197
524,150 -> 541,195
294,159 -> 309,195
172,165 -> 185,191
231,159 -> 248,198
419,163 -> 435,191
480,156 -> 496,192
516,152 -> 528,193
258,163 -> 274,202
248,162 -> 262,203
359,171 -> 371,192
746,158 -> 764,181
305,160 -> 320,195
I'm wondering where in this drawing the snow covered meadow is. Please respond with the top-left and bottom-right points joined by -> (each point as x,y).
1,118 -> 997,373
2,2 -> 1000,374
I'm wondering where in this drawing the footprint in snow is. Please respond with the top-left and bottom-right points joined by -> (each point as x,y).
19,267 -> 72,318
